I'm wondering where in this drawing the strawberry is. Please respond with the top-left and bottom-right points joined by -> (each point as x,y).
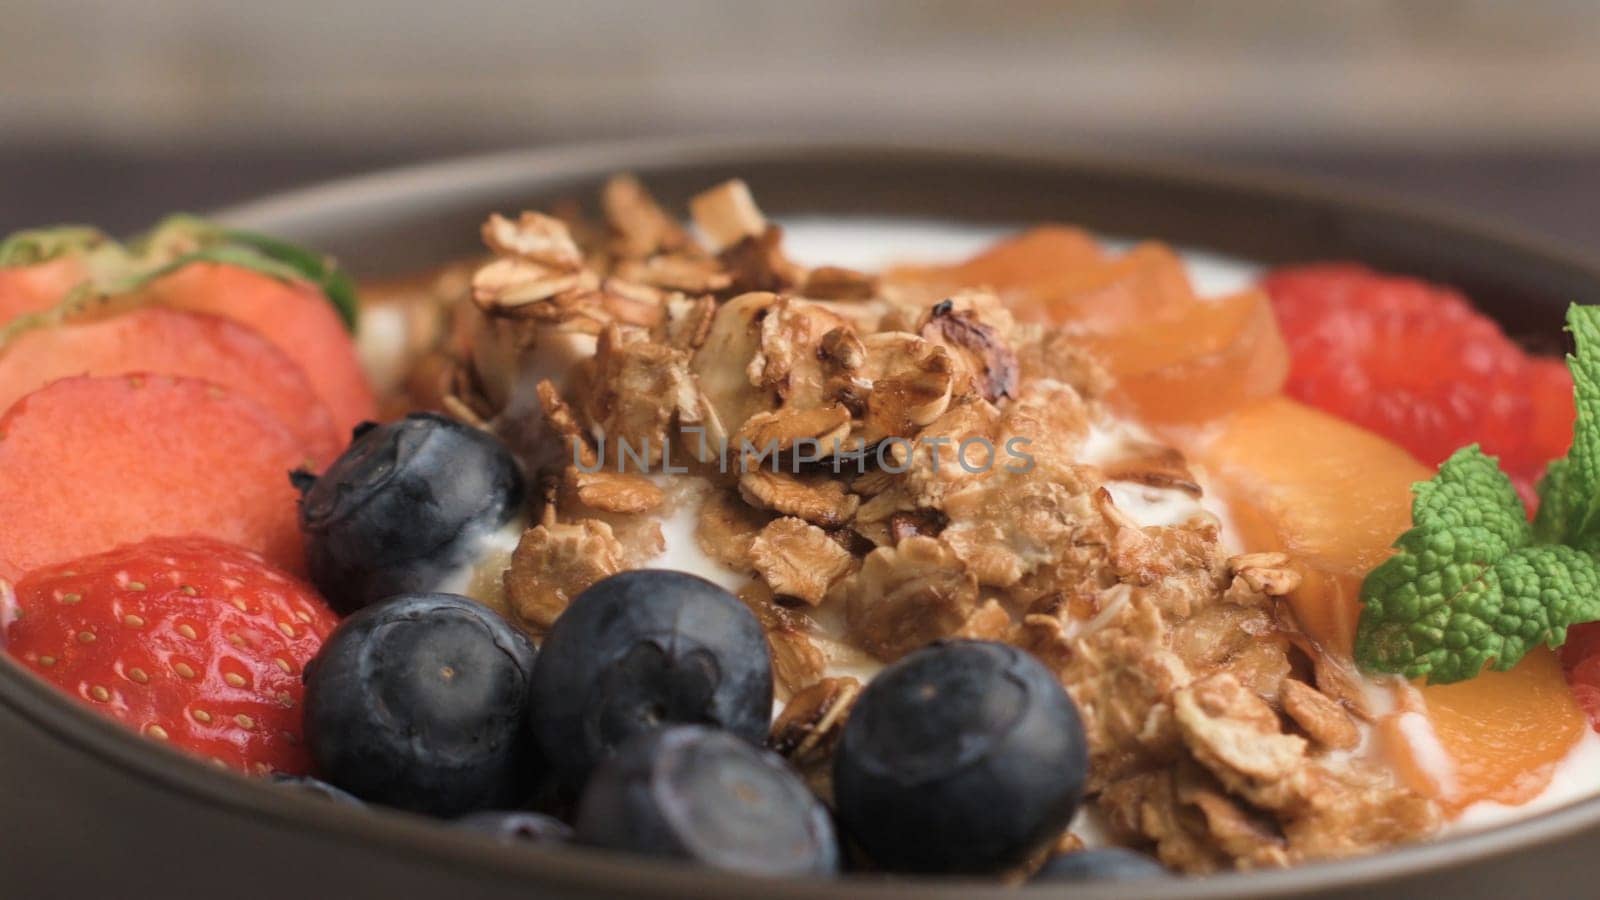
0,374 -> 310,580
1264,264 -> 1573,498
4,536 -> 338,775
0,256 -> 89,325
0,220 -> 376,438
0,307 -> 341,463
135,262 -> 377,436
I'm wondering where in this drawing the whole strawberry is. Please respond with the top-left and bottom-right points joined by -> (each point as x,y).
4,536 -> 338,775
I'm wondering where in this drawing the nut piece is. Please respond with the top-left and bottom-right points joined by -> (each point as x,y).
858,333 -> 957,442
771,675 -> 860,759
748,517 -> 856,605
770,676 -> 860,802
659,293 -> 717,352
738,582 -> 826,700
689,179 -> 767,252
1228,552 -> 1303,597
721,227 -> 804,294
503,519 -> 626,634
693,291 -> 781,433
833,536 -> 979,661
920,300 -> 1018,402
1279,679 -> 1361,751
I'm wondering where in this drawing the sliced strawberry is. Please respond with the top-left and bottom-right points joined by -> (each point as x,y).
1263,264 -> 1570,494
0,374 -> 309,579
135,262 -> 377,435
4,536 -> 337,774
0,256 -> 90,324
0,308 -> 340,463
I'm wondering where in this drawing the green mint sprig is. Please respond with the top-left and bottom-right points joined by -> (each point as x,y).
0,218 -> 358,333
1355,305 -> 1600,683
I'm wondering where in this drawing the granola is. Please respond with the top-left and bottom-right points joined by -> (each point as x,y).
446,176 -> 1438,874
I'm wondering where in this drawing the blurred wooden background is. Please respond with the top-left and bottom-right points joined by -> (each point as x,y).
3,0 -> 1598,246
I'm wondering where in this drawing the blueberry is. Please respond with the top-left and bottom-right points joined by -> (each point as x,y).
1032,848 -> 1168,883
295,413 -> 524,614
268,774 -> 364,807
832,639 -> 1088,874
529,570 -> 773,786
575,726 -> 837,876
454,810 -> 573,845
303,593 -> 538,817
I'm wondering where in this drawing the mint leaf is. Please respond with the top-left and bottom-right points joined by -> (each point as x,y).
1355,446 -> 1534,682
222,229 -> 359,331
1533,458 -> 1579,544
0,226 -> 108,267
2,216 -> 358,334
1359,304 -> 1600,685
1408,444 -> 1530,553
1541,305 -> 1600,551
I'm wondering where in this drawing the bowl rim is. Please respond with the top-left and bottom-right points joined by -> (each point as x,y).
6,136 -> 1600,899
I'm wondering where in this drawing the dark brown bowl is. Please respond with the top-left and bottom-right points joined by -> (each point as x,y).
2,139 -> 1597,900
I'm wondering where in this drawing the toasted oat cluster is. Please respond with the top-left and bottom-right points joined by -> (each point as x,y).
445,176 -> 1437,873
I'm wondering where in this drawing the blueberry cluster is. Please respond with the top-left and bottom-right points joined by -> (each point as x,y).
290,415 -> 1164,882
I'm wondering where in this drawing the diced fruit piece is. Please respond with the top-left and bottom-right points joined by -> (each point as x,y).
1083,288 -> 1288,423
295,413 -> 525,615
0,308 -> 340,463
0,374 -> 311,579
1263,264 -> 1570,494
1379,649 -> 1585,814
833,640 -> 1087,874
1014,242 -> 1198,331
886,226 -> 1103,292
4,536 -> 337,775
0,256 -> 89,324
134,262 -> 377,435
576,725 -> 838,876
529,570 -> 773,787
303,593 -> 537,817
1191,397 -> 1431,654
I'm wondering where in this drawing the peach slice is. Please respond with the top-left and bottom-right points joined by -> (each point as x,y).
1190,397 -> 1429,654
886,226 -> 1103,292
1197,397 -> 1586,814
1083,288 -> 1289,424
1378,649 -> 1585,814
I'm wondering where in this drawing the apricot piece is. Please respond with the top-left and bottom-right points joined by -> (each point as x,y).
886,226 -> 1103,292
1190,397 -> 1429,654
1016,242 -> 1198,331
1084,288 -> 1289,423
1378,649 -> 1585,814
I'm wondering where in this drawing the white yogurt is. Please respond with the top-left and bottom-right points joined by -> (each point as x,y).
1453,728 -> 1600,832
